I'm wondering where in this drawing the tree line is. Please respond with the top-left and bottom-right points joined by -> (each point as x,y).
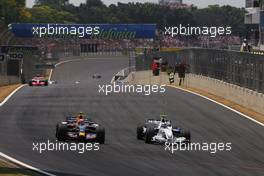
0,0 -> 247,36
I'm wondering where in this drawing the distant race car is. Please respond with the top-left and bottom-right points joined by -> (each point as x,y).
28,75 -> 48,86
137,116 -> 191,144
92,74 -> 102,79
56,116 -> 105,144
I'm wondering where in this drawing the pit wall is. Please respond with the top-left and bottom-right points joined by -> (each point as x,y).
0,46 -> 43,86
0,76 -> 20,86
0,59 -> 20,86
128,70 -> 264,115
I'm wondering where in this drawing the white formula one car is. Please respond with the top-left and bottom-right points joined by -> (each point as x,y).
92,74 -> 102,79
137,115 -> 191,144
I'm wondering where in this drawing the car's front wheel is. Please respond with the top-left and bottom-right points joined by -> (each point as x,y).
181,130 -> 191,143
145,126 -> 155,144
137,124 -> 144,140
96,126 -> 105,144
56,123 -> 68,141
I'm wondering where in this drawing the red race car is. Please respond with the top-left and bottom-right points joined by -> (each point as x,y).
28,75 -> 48,86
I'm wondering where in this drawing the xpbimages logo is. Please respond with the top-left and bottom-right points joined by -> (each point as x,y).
32,140 -> 100,154
164,24 -> 232,38
32,24 -> 100,38
98,83 -> 166,95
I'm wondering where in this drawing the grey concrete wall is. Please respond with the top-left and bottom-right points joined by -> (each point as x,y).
185,74 -> 264,115
0,75 -> 20,86
128,70 -> 264,115
0,56 -> 20,86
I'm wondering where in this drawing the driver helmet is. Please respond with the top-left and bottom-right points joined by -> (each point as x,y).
161,116 -> 166,123
243,39 -> 248,44
78,112 -> 84,119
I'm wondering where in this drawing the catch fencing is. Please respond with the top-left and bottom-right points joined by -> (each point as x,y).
136,48 -> 264,93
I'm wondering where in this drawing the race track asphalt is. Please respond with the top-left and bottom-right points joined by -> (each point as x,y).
0,57 -> 263,176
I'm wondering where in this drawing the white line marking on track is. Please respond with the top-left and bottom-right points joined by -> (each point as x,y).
167,85 -> 264,127
48,58 -> 100,81
0,84 -> 56,175
0,57 -> 101,175
48,59 -> 81,82
0,152 -> 56,176
0,57 -> 125,176
48,69 -> 53,82
0,84 -> 26,107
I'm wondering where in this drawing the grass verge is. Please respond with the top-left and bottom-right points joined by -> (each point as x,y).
0,157 -> 41,176
0,84 -> 22,103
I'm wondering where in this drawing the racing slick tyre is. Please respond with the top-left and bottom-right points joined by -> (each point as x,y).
145,126 -> 155,144
44,81 -> 48,86
137,124 -> 144,140
181,130 -> 191,144
28,81 -> 33,86
96,126 -> 105,144
56,123 -> 68,141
